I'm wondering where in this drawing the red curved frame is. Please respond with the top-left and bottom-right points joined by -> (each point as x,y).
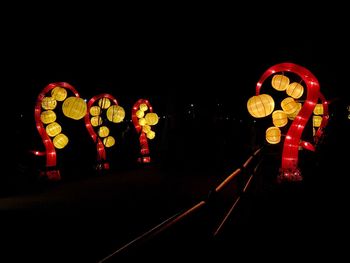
256,63 -> 320,181
34,82 -> 80,180
84,93 -> 119,170
132,99 -> 154,163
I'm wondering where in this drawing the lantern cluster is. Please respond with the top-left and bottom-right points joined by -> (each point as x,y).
88,97 -> 125,148
135,103 -> 158,140
247,73 -> 306,144
312,103 -> 324,134
40,86 -> 71,149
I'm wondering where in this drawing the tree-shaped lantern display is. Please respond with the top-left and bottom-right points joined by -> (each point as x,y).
247,62 -> 329,182
84,94 -> 125,170
132,99 -> 159,163
34,82 -> 87,180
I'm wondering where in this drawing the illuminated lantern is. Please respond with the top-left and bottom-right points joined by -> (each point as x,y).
136,110 -> 145,118
147,130 -> 155,140
247,94 -> 275,118
272,110 -> 288,127
46,122 -> 62,137
98,126 -> 110,137
145,113 -> 159,125
51,86 -> 67,101
98,98 -> 111,109
103,136 -> 115,147
62,96 -> 87,120
53,133 -> 69,149
281,97 -> 299,114
313,104 -> 324,115
286,82 -> 304,99
90,106 -> 101,116
106,105 -> 125,123
139,103 -> 148,111
142,124 -> 151,134
90,116 -> 103,127
287,102 -> 302,120
266,126 -> 281,144
40,110 -> 56,124
313,116 -> 322,127
139,118 -> 146,126
41,97 -> 57,110
272,74 -> 289,91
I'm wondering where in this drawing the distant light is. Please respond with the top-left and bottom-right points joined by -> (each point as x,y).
188,111 -> 191,114
190,104 -> 194,107
162,116 -> 166,119
84,98 -> 87,102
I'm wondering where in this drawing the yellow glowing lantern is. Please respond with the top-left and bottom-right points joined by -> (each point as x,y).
98,98 -> 111,109
98,126 -> 110,137
103,136 -> 115,147
139,118 -> 146,126
53,133 -> 69,149
90,106 -> 101,116
90,116 -> 103,127
147,130 -> 156,140
313,115 -> 322,127
62,96 -> 87,120
136,110 -> 144,118
139,103 -> 148,111
106,105 -> 125,123
41,97 -> 57,110
46,122 -> 62,137
142,124 -> 151,134
313,104 -> 324,115
145,113 -> 159,125
272,110 -> 288,127
287,102 -> 302,120
40,110 -> 56,124
286,82 -> 304,99
247,94 -> 275,118
281,97 -> 299,114
265,126 -> 281,144
272,74 -> 290,91
51,86 -> 67,101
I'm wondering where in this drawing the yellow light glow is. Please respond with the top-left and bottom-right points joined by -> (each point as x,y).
40,110 -> 56,124
98,126 -> 110,137
98,98 -> 111,109
46,122 -> 62,137
106,105 -> 125,123
53,133 -> 69,149
145,113 -> 159,125
286,82 -> 304,99
281,97 -> 299,114
272,74 -> 290,91
272,110 -> 288,127
51,86 -> 67,101
62,97 -> 87,120
247,94 -> 275,118
90,106 -> 101,116
103,136 -> 115,147
41,97 -> 57,110
266,126 -> 281,144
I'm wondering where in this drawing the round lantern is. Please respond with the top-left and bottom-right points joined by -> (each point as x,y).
247,94 -> 275,118
53,133 -> 69,149
51,86 -> 67,101
103,136 -> 115,147
136,110 -> 145,118
271,74 -> 290,91
147,130 -> 156,140
139,103 -> 148,111
286,82 -> 304,99
90,116 -> 103,127
272,110 -> 288,127
41,97 -> 57,110
90,106 -> 101,116
98,98 -> 111,109
266,126 -> 281,144
142,124 -> 151,134
40,110 -> 56,124
139,118 -> 146,126
145,113 -> 159,125
287,102 -> 302,120
98,126 -> 110,137
313,104 -> 324,115
62,97 -> 87,120
106,105 -> 125,123
313,115 -> 322,127
281,97 -> 299,114
46,122 -> 62,137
